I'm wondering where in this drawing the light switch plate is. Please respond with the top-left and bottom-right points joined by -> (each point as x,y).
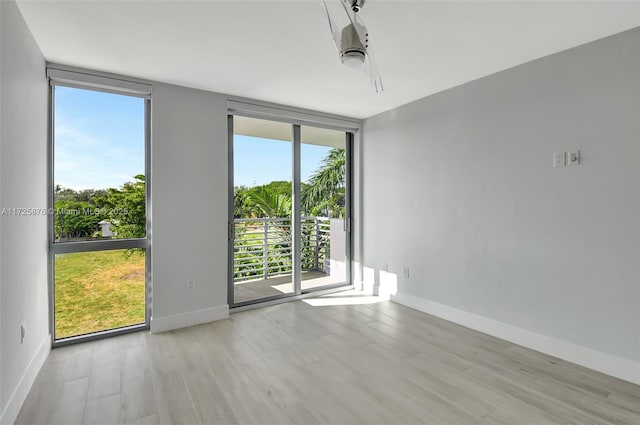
554,152 -> 565,167
567,150 -> 580,166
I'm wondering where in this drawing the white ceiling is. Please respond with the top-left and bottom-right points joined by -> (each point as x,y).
16,1 -> 640,119
235,116 -> 346,147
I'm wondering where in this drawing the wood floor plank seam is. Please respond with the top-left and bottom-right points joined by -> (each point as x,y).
14,295 -> 640,425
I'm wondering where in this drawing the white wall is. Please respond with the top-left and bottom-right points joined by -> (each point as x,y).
150,83 -> 229,332
0,1 -> 50,423
362,28 -> 640,382
0,0 -> 3,418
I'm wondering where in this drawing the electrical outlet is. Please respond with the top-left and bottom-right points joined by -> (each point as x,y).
20,324 -> 26,344
553,152 -> 565,167
185,279 -> 195,292
567,150 -> 580,166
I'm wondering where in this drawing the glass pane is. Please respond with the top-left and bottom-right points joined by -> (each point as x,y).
54,249 -> 146,339
54,86 -> 146,242
233,116 -> 294,304
300,126 -> 347,291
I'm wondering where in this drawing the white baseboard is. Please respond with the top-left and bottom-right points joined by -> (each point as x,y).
150,305 -> 229,333
0,334 -> 51,425
391,292 -> 640,385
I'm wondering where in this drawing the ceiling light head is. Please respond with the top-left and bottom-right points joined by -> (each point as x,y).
341,49 -> 366,68
349,0 -> 365,12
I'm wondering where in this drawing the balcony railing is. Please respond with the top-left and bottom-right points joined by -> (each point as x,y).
233,217 -> 331,282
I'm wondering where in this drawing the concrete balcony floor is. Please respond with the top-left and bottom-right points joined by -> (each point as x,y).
234,270 -> 345,304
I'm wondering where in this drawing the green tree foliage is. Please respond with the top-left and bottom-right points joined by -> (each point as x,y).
234,181 -> 293,218
233,186 -> 254,219
54,199 -> 104,240
244,186 -> 292,218
54,185 -> 106,240
54,175 -> 145,240
99,175 -> 146,239
261,180 -> 291,197
55,185 -> 108,203
232,149 -> 346,219
301,148 -> 345,218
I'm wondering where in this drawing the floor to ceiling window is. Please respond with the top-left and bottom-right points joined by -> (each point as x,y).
299,125 -> 349,292
231,117 -> 295,304
49,71 -> 151,343
229,115 -> 353,307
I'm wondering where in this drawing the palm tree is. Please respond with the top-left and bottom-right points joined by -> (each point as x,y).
242,186 -> 293,277
234,150 -> 346,279
245,186 -> 292,218
301,148 -> 345,218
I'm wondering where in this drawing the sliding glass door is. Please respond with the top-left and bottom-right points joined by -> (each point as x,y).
229,116 -> 352,307
50,82 -> 150,343
231,117 -> 294,304
300,126 -> 349,292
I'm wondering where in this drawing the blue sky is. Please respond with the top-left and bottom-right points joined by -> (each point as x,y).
54,86 -> 145,190
234,136 -> 330,187
55,86 -> 330,190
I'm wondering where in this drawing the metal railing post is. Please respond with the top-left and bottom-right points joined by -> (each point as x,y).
233,217 -> 336,282
314,217 -> 320,270
263,220 -> 269,279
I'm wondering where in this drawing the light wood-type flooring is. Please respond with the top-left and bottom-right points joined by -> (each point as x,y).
15,294 -> 640,425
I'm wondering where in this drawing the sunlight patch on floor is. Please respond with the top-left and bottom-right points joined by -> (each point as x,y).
303,290 -> 384,306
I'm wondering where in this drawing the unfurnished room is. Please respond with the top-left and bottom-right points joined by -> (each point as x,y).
0,1 -> 639,424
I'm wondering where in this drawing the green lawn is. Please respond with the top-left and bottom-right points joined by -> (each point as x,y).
54,250 -> 146,339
